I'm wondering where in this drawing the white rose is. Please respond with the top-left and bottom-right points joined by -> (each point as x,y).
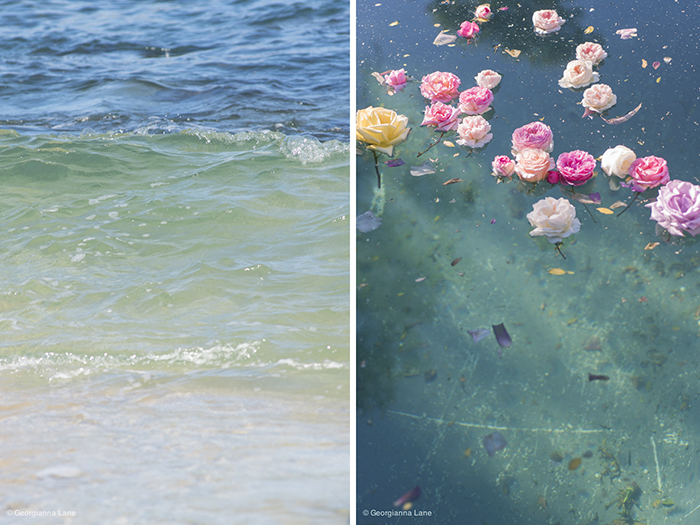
475,69 -> 502,90
601,145 -> 636,178
558,60 -> 599,89
582,84 -> 617,113
526,197 -> 581,243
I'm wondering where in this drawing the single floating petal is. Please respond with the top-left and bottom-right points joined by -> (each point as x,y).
584,26 -> 594,34
482,431 -> 507,457
548,268 -> 566,275
443,140 -> 455,147
443,178 -> 462,185
394,486 -> 421,507
664,57 -> 672,64
385,158 -> 406,167
492,323 -> 512,348
644,242 -> 660,250
589,192 -> 602,204
616,28 -> 637,39
641,59 -> 647,68
451,257 -> 462,266
652,61 -> 661,69
433,32 -> 457,46
410,161 -> 436,177
601,103 -> 642,125
389,21 -> 400,27
596,207 -> 614,215
504,48 -> 521,58
415,277 -> 427,282
356,211 -> 383,232
468,328 -> 490,342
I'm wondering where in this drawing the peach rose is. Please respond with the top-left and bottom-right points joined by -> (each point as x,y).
457,20 -> 480,39
576,42 -> 607,66
475,69 -> 501,90
601,145 -> 636,178
511,122 -> 554,155
474,4 -> 493,21
532,10 -> 565,35
628,155 -> 670,192
356,106 -> 410,156
420,71 -> 461,103
492,155 -> 515,178
582,84 -> 617,114
456,116 -> 492,148
558,60 -> 599,89
527,197 -> 581,243
458,86 -> 493,115
421,102 -> 460,132
515,148 -> 555,183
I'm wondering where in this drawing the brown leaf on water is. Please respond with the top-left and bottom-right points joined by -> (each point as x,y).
451,257 -> 462,266
504,48 -> 521,58
644,242 -> 660,250
610,201 -> 627,209
443,178 -> 462,186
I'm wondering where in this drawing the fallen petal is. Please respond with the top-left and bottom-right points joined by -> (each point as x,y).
468,328 -> 491,342
356,211 -> 383,232
394,486 -> 421,507
616,28 -> 637,39
410,161 -> 436,177
492,323 -> 512,348
589,192 -> 602,204
385,158 -> 406,167
482,431 -> 507,457
652,61 -> 660,69
434,32 -> 457,46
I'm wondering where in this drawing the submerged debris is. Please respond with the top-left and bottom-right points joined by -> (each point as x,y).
483,431 -> 507,457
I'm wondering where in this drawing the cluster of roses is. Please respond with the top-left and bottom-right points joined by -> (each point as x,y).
456,3 -> 494,42
419,69 -> 501,149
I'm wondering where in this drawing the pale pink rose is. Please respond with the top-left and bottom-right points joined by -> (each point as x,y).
456,116 -> 492,148
474,4 -> 493,20
457,20 -> 480,39
420,71 -> 461,103
582,84 -> 616,114
511,122 -> 554,155
576,42 -> 607,66
646,180 -> 700,237
556,150 -> 596,186
475,69 -> 502,90
384,69 -> 407,92
515,148 -> 555,183
559,60 -> 599,89
532,9 -> 565,35
492,155 -> 515,178
527,197 -> 581,243
421,102 -> 460,132
627,155 -> 670,192
458,86 -> 493,115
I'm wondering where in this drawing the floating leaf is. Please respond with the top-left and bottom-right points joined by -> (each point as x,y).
443,140 -> 455,147
641,59 -> 647,68
644,242 -> 660,250
385,158 -> 406,167
433,32 -> 457,46
389,21 -> 399,27
597,207 -> 614,215
664,56 -> 672,64
443,178 -> 462,185
410,161 -> 435,177
504,48 -> 521,58
661,498 -> 675,507
652,61 -> 661,69
584,26 -> 594,34
356,211 -> 383,233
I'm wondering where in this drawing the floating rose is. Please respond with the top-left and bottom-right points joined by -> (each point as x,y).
556,150 -> 596,186
357,106 -> 410,187
492,155 -> 515,179
601,145 -> 636,178
527,197 -> 581,244
421,102 -> 459,132
511,122 -> 554,155
384,69 -> 407,93
646,180 -> 700,237
515,148 -> 555,183
474,4 -> 493,22
581,84 -> 617,117
420,71 -> 461,103
559,60 -> 599,89
456,116 -> 492,148
475,69 -> 501,90
458,86 -> 494,115
457,20 -> 480,39
532,9 -> 565,35
575,42 -> 607,67
628,155 -> 670,192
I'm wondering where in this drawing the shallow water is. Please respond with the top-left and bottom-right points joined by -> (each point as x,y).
0,1 -> 350,523
357,0 -> 700,523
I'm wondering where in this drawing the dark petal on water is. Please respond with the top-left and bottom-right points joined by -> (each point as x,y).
467,328 -> 490,342
483,431 -> 507,457
492,323 -> 512,348
356,211 -> 382,233
589,192 -> 601,204
410,161 -> 436,177
393,486 -> 422,507
385,158 -> 406,167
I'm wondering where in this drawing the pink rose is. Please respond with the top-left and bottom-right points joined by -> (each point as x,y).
384,69 -> 407,92
628,156 -> 670,192
515,148 -> 555,183
556,150 -> 596,186
457,21 -> 480,39
646,180 -> 700,237
532,9 -> 565,35
474,4 -> 492,21
456,116 -> 492,148
420,71 -> 461,103
475,69 -> 501,90
576,42 -> 607,66
458,86 -> 493,115
511,122 -> 554,155
492,155 -> 515,178
421,102 -> 460,132
582,84 -> 617,115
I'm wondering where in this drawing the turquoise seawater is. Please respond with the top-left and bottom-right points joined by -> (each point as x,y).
357,0 -> 700,523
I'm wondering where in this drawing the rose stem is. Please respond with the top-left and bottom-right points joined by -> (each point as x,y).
568,187 -> 596,224
417,131 -> 445,158
555,242 -> 567,260
372,151 -> 382,188
616,191 -> 640,217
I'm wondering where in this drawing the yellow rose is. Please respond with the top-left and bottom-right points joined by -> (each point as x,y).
356,106 -> 410,156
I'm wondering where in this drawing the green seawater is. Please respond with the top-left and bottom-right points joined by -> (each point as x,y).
0,130 -> 350,523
